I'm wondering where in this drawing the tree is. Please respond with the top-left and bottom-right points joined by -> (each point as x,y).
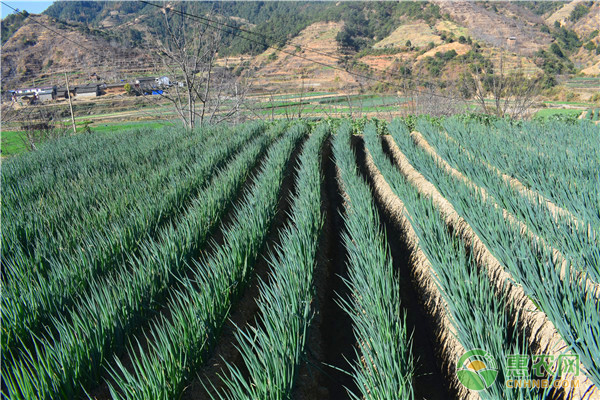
569,3 -> 590,22
550,42 -> 564,58
124,83 -> 133,96
405,40 -> 412,48
153,6 -> 248,130
459,53 -> 542,119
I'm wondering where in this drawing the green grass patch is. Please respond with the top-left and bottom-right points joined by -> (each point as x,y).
1,121 -> 176,158
1,130 -> 26,157
534,108 -> 584,119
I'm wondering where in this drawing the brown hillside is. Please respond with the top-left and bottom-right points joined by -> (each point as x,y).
252,21 -> 361,92
416,42 -> 471,61
374,21 -> 442,49
435,1 -> 552,56
1,14 -> 151,89
547,1 -> 600,39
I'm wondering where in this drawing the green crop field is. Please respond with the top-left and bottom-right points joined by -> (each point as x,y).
533,108 -> 584,119
1,117 -> 599,400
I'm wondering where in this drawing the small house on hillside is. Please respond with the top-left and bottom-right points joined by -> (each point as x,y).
135,77 -> 156,89
15,86 -> 56,102
76,84 -> 99,98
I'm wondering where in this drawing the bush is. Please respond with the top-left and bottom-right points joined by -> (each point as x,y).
584,41 -> 596,51
550,43 -> 564,58
569,3 -> 590,22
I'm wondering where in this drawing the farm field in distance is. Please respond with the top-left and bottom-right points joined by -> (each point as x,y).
4,89 -> 597,158
1,117 -> 599,400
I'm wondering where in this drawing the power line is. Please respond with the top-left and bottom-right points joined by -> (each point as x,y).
1,1 -> 95,53
3,0 -> 459,103
139,0 -> 460,101
0,1 -> 163,88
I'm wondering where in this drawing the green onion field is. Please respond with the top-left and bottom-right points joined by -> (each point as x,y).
1,118 -> 599,400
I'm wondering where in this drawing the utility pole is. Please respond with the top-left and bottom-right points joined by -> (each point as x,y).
65,72 -> 76,134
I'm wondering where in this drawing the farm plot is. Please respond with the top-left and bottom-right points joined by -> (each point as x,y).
1,118 -> 599,400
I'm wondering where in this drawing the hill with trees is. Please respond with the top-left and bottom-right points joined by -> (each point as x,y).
1,1 -> 598,102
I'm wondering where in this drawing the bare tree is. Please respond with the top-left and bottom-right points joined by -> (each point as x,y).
153,6 -> 249,130
460,53 -> 541,119
14,106 -> 70,152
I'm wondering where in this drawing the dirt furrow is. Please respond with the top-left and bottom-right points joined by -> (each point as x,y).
352,135 -> 472,400
180,138 -> 304,400
407,131 -> 599,295
292,137 -> 358,400
381,135 -> 598,399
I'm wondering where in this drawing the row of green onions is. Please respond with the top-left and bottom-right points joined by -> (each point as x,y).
213,124 -> 329,399
2,123 -> 284,400
441,118 -> 600,232
2,125 -> 221,270
364,122 -> 537,399
388,120 -> 600,388
334,122 -> 414,399
2,123 -> 264,361
106,123 -> 306,400
416,118 -> 600,282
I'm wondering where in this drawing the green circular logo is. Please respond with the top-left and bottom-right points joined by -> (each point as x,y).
456,349 -> 498,391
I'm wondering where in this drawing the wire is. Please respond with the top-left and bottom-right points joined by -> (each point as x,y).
1,1 -> 95,53
3,0 -> 458,103
138,0 -> 461,100
139,0 -> 460,101
139,0 -> 345,63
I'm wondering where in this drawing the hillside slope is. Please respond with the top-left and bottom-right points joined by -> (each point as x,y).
1,1 -> 598,95
1,14 -> 150,89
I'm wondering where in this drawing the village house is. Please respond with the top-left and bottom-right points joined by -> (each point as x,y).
102,83 -> 127,95
14,86 -> 56,102
135,77 -> 156,89
75,84 -> 100,98
55,87 -> 76,99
